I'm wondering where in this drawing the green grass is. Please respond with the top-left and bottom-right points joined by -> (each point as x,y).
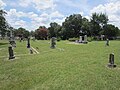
0,40 -> 120,90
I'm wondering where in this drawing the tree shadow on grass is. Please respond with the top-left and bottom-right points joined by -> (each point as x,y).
0,43 -> 8,46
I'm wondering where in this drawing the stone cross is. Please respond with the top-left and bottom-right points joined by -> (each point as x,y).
50,37 -> 56,48
8,46 -> 15,59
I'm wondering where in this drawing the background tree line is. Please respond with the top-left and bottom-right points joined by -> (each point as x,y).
0,9 -> 120,40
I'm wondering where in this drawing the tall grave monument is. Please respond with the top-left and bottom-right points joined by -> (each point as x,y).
9,30 -> 16,47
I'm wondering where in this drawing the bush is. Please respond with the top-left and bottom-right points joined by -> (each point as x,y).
87,37 -> 93,42
57,37 -> 61,42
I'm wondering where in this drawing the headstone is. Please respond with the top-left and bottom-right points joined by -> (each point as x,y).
9,37 -> 16,47
27,38 -> 30,48
50,37 -> 56,48
30,48 -> 33,54
79,36 -> 82,43
83,35 -> 88,44
106,39 -> 109,46
108,53 -> 116,68
8,46 -> 15,59
101,35 -> 104,40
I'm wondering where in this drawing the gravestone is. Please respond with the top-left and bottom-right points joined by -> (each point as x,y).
50,37 -> 56,48
77,35 -> 88,44
30,48 -> 33,54
27,38 -> 30,48
106,39 -> 109,46
108,53 -> 116,68
9,37 -> 16,47
84,35 -> 88,44
79,36 -> 82,43
8,46 -> 15,59
101,35 -> 104,40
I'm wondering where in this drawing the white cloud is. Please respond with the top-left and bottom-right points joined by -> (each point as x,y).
5,8 -> 64,31
18,0 -> 56,11
33,0 -> 55,10
53,17 -> 65,25
90,1 -> 120,28
19,0 -> 31,7
79,12 -> 84,16
50,11 -> 64,18
0,0 -> 6,8
14,20 -> 27,27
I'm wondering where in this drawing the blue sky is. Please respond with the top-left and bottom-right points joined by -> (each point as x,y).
0,0 -> 120,31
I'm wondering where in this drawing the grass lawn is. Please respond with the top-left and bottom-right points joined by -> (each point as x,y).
0,40 -> 120,90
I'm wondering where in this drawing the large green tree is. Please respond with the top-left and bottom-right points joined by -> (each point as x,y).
103,24 -> 119,38
62,14 -> 82,39
81,17 -> 91,36
14,27 -> 30,38
90,13 -> 108,36
0,10 -> 8,37
48,22 -> 62,39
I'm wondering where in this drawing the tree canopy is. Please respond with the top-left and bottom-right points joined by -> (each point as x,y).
0,10 -> 8,37
0,10 -> 119,40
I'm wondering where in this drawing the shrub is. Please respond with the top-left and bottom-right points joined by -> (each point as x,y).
87,37 -> 93,42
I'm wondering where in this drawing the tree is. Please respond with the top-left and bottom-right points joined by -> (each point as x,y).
62,14 -> 82,39
90,13 -> 108,36
30,31 -> 35,37
81,17 -> 91,36
35,26 -> 48,40
0,10 -> 8,37
103,24 -> 119,39
48,22 -> 62,39
14,27 -> 30,38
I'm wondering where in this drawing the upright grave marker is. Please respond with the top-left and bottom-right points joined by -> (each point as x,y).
108,53 -> 116,68
78,35 -> 88,44
50,37 -> 56,48
84,35 -> 87,44
9,30 -> 16,47
106,39 -> 109,46
79,36 -> 82,43
27,37 -> 30,48
8,46 -> 15,59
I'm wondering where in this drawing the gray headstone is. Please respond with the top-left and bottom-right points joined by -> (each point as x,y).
9,37 -> 16,47
79,36 -> 82,43
106,39 -> 109,46
84,35 -> 87,42
50,37 -> 56,48
27,38 -> 30,48
8,46 -> 15,59
108,53 -> 116,68
30,48 -> 33,54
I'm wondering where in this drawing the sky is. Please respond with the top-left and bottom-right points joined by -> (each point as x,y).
0,0 -> 120,31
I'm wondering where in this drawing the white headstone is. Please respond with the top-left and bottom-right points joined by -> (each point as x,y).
84,35 -> 87,42
79,36 -> 82,43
